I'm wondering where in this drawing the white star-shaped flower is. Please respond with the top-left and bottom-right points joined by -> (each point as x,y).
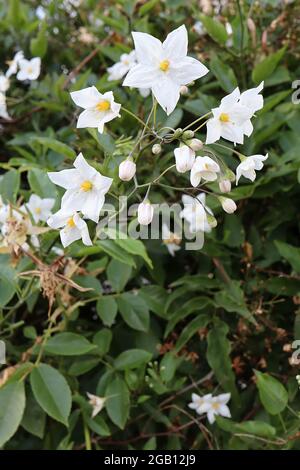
123,25 -> 209,115
236,153 -> 268,184
26,194 -> 55,223
48,153 -> 113,223
17,57 -> 41,81
6,51 -> 24,78
107,50 -> 137,81
190,156 -> 220,187
206,88 -> 253,145
180,194 -> 212,234
47,210 -> 92,248
86,392 -> 107,418
70,86 -> 121,133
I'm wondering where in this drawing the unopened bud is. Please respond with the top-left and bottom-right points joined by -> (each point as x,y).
182,130 -> 194,139
119,158 -> 136,181
188,138 -> 203,151
138,201 -> 154,225
173,128 -> 183,138
219,179 -> 231,193
220,197 -> 237,214
180,85 -> 188,95
152,144 -> 161,155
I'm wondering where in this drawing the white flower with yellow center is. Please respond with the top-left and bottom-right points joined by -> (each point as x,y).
236,153 -> 268,184
206,88 -> 253,145
188,392 -> 231,424
17,57 -> 41,81
206,393 -> 231,424
0,92 -> 10,120
162,223 -> 181,256
26,194 -> 55,223
107,50 -> 137,81
188,393 -> 213,414
6,51 -> 24,77
48,153 -> 113,223
174,145 -> 195,173
47,210 -> 92,248
70,86 -> 121,133
190,156 -> 220,187
0,74 -> 10,93
123,25 -> 209,115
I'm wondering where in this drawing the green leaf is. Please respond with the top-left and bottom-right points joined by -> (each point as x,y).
86,415 -> 110,437
107,259 -> 132,292
254,370 -> 288,415
28,168 -> 58,199
105,230 -> 153,268
174,314 -> 210,352
117,292 -> 150,331
115,349 -> 152,370
0,381 -> 25,447
44,333 -> 95,356
274,240 -> 300,273
30,21 -> 48,58
97,240 -> 136,267
207,319 -> 238,401
139,0 -> 159,15
0,276 -> 16,307
199,14 -> 228,45
0,169 -> 20,203
93,329 -> 112,355
96,296 -> 118,327
252,47 -> 286,85
234,420 -> 276,438
105,376 -> 130,429
21,389 -> 46,439
30,364 -> 72,425
214,281 -> 256,324
210,56 -> 238,93
32,137 -> 76,159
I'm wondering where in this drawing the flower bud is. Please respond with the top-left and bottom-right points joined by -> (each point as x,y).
220,197 -> 237,214
219,179 -> 232,193
180,85 -> 188,95
188,138 -> 203,151
174,145 -> 195,173
182,130 -> 194,139
152,144 -> 162,155
138,201 -> 154,225
119,159 -> 136,181
173,128 -> 183,138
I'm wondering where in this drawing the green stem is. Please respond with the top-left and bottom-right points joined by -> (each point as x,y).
182,112 -> 212,132
83,418 -> 92,450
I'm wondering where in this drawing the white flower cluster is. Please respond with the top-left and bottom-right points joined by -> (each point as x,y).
0,51 -> 41,119
188,391 -> 231,424
45,24 -> 268,252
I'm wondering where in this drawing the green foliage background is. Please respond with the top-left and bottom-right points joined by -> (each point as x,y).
0,0 -> 300,450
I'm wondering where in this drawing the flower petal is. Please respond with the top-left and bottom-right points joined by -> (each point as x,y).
131,31 -> 162,65
70,86 -> 101,109
171,56 -> 209,85
123,64 -> 158,88
162,25 -> 188,59
206,118 -> 221,144
152,77 -> 180,115
48,169 -> 80,190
